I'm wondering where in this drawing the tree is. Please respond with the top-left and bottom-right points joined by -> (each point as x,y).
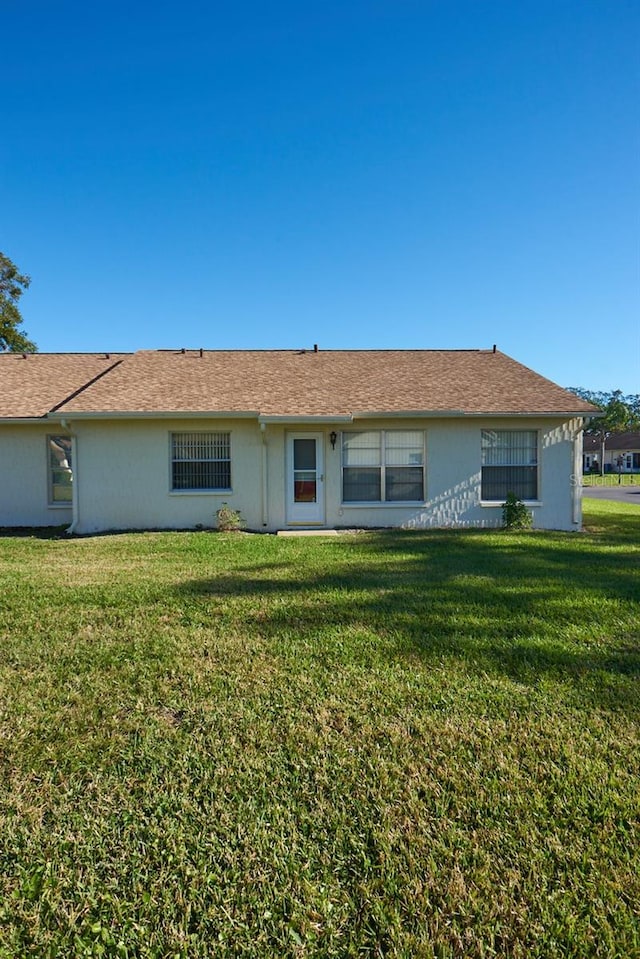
0,252 -> 37,352
568,388 -> 640,433
568,387 -> 640,475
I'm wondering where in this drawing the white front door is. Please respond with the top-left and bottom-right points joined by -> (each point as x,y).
286,433 -> 325,525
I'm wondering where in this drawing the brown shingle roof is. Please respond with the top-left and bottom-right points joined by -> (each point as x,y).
583,431 -> 640,452
0,352 -> 126,418
56,348 -> 598,417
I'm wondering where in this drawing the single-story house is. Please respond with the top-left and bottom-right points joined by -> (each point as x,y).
0,347 -> 598,533
582,432 -> 640,473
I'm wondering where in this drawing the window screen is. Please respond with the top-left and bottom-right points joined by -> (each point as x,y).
481,430 -> 538,501
171,433 -> 231,490
342,431 -> 424,502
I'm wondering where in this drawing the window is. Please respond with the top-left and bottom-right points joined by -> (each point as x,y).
342,431 -> 424,502
481,430 -> 538,501
293,438 -> 318,503
171,432 -> 231,491
48,436 -> 73,505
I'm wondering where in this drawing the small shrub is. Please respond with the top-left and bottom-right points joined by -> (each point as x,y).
502,492 -> 533,530
215,503 -> 246,532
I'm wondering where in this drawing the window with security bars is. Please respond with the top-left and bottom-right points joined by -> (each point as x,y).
48,436 -> 73,504
481,430 -> 538,501
171,432 -> 231,491
342,431 -> 424,502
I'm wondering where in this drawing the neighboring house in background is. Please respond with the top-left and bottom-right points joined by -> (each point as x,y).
0,348 -> 598,533
582,432 -> 640,473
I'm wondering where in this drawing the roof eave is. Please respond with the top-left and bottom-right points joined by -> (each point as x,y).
0,416 -> 51,424
353,409 -> 599,419
41,408 -> 602,422
258,414 -> 353,424
47,410 -> 261,420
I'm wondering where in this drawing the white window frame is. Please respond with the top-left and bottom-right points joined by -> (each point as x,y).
480,429 -> 540,503
170,432 -> 232,493
341,430 -> 426,505
47,435 -> 73,508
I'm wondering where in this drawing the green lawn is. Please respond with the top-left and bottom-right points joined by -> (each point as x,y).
1,500 -> 638,958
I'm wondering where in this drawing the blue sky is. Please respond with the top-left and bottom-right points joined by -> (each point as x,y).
3,0 -> 638,393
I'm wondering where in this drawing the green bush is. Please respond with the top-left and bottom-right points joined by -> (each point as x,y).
215,502 -> 246,532
502,491 -> 533,530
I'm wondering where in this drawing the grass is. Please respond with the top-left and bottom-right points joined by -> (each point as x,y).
0,500 -> 638,958
582,473 -> 638,486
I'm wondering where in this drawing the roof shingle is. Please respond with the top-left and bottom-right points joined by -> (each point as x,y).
1,348 -> 599,419
57,349 -> 598,417
583,431 -> 640,452
0,353 -> 126,418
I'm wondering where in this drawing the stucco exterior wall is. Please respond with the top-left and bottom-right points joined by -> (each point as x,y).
583,448 -> 640,472
0,424 -> 73,527
316,417 -> 580,532
72,418 -> 265,534
66,415 -> 582,534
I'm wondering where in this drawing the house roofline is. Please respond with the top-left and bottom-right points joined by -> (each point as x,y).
0,417 -> 53,425
258,415 -> 353,424
352,410 -> 598,420
38,408 -> 600,423
46,410 -> 260,421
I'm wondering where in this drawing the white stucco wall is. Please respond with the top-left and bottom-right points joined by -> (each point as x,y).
584,448 -> 640,472
72,418 -> 265,534
65,415 -> 582,534
318,417 -> 580,532
0,424 -> 73,527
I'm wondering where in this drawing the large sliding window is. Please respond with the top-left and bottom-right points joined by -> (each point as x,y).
481,430 -> 538,501
48,436 -> 73,505
342,431 -> 425,503
171,432 -> 231,491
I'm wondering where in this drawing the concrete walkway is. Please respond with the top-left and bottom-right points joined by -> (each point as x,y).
277,529 -> 340,536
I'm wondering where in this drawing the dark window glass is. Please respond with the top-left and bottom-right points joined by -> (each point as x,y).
341,431 -> 425,502
481,466 -> 537,501
294,477 -> 317,502
293,439 -> 316,470
385,466 -> 424,501
343,467 -> 381,502
172,460 -> 231,491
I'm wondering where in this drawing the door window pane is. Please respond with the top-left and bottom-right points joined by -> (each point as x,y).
294,473 -> 317,502
294,439 -> 316,471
